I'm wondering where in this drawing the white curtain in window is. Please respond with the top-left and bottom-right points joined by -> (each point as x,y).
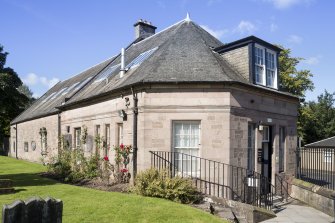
173,122 -> 200,175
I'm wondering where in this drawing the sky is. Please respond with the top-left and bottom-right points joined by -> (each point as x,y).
1,0 -> 334,100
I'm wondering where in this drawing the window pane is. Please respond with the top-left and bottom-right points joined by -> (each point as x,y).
75,128 -> 81,148
266,70 -> 275,87
255,66 -> 263,84
255,47 -> 265,85
265,51 -> 276,88
173,121 -> 200,176
125,47 -> 158,69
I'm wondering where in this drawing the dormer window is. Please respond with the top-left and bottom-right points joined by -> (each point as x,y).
254,44 -> 277,89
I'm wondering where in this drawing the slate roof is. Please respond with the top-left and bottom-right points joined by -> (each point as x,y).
11,57 -> 113,124
305,136 -> 335,148
11,18 -> 294,124
64,19 -> 247,106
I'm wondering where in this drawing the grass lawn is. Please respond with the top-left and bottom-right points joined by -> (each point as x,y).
0,156 -> 224,223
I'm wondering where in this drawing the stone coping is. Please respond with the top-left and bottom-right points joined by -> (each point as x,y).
292,178 -> 335,200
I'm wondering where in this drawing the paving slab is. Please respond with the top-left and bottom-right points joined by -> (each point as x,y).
263,200 -> 334,223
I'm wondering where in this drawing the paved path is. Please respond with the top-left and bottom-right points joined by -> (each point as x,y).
263,200 -> 334,223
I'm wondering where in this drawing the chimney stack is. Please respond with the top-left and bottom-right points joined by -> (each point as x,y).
134,19 -> 157,39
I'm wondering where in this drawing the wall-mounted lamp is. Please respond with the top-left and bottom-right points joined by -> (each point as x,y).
258,121 -> 263,131
118,110 -> 127,121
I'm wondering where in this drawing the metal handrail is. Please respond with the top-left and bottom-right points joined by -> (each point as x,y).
275,173 -> 290,202
150,150 -> 277,209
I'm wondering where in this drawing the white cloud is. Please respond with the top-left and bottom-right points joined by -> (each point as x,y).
263,0 -> 313,9
270,23 -> 278,32
23,73 -> 38,85
201,25 -> 228,39
22,73 -> 60,89
304,56 -> 322,65
40,77 -> 59,88
287,34 -> 303,44
234,20 -> 257,34
32,92 -> 41,98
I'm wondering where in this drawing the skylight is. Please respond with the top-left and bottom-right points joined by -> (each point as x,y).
75,77 -> 92,91
42,92 -> 56,103
62,82 -> 79,95
125,47 -> 158,70
51,87 -> 68,100
94,64 -> 120,83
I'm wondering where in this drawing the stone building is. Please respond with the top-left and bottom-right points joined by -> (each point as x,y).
10,16 -> 298,185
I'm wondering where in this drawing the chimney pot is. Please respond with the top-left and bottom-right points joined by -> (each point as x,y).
134,19 -> 157,40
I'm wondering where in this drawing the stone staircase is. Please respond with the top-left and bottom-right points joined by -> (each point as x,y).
193,195 -> 277,223
271,195 -> 294,214
0,179 -> 14,194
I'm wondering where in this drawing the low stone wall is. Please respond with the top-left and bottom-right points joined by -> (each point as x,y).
204,196 -> 276,223
291,178 -> 335,217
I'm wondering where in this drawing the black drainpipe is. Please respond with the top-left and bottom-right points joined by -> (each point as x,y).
131,87 -> 138,180
15,124 -> 18,159
58,112 -> 61,153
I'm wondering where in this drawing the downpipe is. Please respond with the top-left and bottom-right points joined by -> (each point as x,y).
132,87 -> 138,181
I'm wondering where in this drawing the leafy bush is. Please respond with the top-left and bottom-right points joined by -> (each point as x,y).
132,168 -> 203,204
84,155 -> 100,179
47,149 -> 72,180
47,148 -> 99,183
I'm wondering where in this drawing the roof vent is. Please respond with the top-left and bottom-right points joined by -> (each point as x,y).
134,19 -> 157,40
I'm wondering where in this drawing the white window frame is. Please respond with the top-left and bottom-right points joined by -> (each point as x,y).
74,127 -> 81,149
105,124 -> 111,156
255,45 -> 265,86
254,44 -> 278,89
262,126 -> 270,142
117,123 -> 123,146
265,49 -> 277,89
172,121 -> 201,176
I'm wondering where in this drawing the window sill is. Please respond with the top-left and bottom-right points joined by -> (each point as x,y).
255,83 -> 278,91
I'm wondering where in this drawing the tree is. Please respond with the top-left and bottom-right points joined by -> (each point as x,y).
299,91 -> 335,144
0,45 -> 31,143
18,84 -> 35,107
277,46 -> 315,142
278,47 -> 314,100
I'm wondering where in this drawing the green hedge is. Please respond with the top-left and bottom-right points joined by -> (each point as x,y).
132,168 -> 203,204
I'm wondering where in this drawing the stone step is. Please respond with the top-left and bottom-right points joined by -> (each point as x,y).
0,179 -> 13,188
0,188 -> 15,194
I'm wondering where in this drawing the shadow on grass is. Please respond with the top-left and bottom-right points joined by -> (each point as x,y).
0,173 -> 58,187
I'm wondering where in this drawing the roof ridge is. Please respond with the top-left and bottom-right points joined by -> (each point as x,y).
132,19 -> 186,46
128,21 -> 187,82
305,136 -> 335,147
188,22 -> 247,82
189,21 -> 222,46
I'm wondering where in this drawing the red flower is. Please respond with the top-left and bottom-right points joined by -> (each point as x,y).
120,168 -> 128,173
103,156 -> 109,161
120,143 -> 124,150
